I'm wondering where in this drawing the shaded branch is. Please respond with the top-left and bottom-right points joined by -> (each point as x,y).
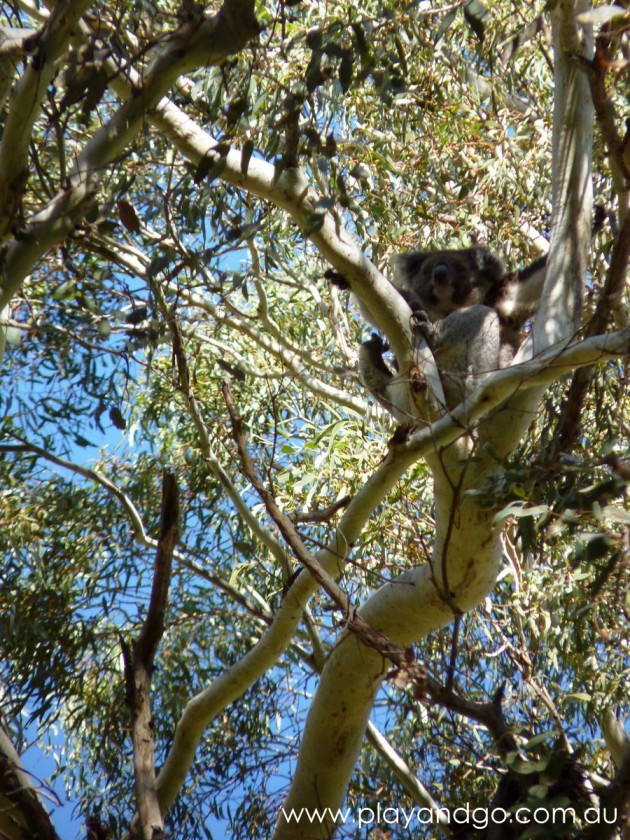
426,676 -> 519,760
527,0 -> 593,357
122,472 -> 179,840
134,472 -> 179,668
290,496 -> 351,524
0,0 -> 91,242
550,209 -> 630,456
0,720 -> 60,840
573,20 -> 630,211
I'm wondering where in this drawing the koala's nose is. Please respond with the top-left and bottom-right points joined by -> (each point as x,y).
432,263 -> 449,282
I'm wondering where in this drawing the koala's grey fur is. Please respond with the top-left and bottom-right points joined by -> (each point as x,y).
393,246 -> 546,364
393,247 -> 506,320
331,246 -> 547,418
357,334 -> 422,423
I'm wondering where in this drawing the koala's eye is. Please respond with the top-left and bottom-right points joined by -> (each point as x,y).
432,263 -> 450,281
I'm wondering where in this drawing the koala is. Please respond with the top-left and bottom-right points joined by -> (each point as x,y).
329,246 -> 547,417
393,247 -> 505,319
358,303 -> 502,417
357,333 -> 431,423
394,246 -> 546,365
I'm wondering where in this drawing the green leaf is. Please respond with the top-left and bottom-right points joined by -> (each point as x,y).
305,50 -> 323,92
303,211 -> 326,236
74,434 -> 94,447
566,691 -> 592,702
194,144 -> 230,184
494,501 -> 549,522
339,51 -> 353,92
241,140 -> 255,175
109,406 -> 126,430
463,0 -> 490,42
97,319 -> 111,339
435,7 -> 458,45
217,359 -> 246,381
52,280 -> 75,300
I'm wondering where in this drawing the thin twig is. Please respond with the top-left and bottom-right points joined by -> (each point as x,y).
222,380 -> 425,679
290,496 -> 351,523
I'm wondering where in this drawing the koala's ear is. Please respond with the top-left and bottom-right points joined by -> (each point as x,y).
467,247 -> 504,281
391,251 -> 427,286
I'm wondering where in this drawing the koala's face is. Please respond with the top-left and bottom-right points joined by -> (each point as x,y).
413,252 -> 477,314
397,247 -> 505,318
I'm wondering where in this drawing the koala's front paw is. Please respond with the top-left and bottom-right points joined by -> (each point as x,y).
359,332 -> 395,388
410,310 -> 433,343
410,309 -> 429,325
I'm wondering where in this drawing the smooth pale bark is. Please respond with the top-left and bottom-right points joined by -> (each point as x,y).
0,0 -> 93,242
528,0 -> 594,356
273,3 -> 596,836
152,324 -> 630,816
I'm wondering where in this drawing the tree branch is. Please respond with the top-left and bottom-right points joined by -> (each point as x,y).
574,20 -> 630,216
143,96 -> 431,380
549,208 -> 630,456
0,0 -> 92,242
425,677 -> 519,760
5,433 -> 151,542
0,0 -> 258,309
525,0 -> 594,358
0,719 -> 60,840
122,472 -> 179,840
152,325 -> 629,821
584,748 -> 630,840
151,282 -> 292,575
3,434 -> 274,625
366,722 -> 449,824
222,379 -> 426,673
173,284 -> 368,415
82,230 -> 368,416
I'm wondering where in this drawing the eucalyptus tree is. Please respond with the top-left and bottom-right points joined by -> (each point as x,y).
0,1 -> 628,839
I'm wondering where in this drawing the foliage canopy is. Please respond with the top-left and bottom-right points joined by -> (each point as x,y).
0,0 -> 628,838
